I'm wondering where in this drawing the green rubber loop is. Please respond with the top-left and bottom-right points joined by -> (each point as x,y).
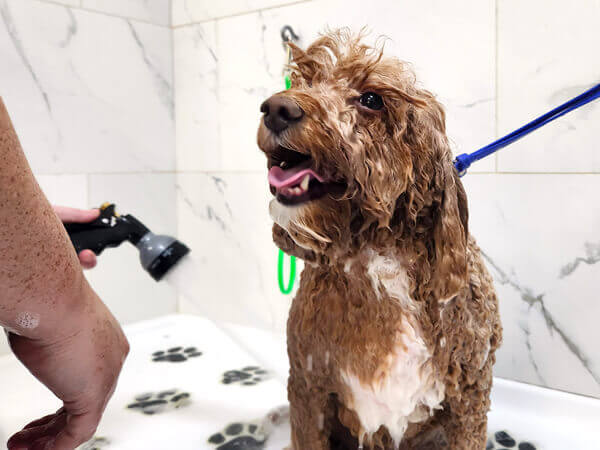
276,73 -> 296,295
278,249 -> 296,294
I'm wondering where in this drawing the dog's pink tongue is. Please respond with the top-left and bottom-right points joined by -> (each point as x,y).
268,160 -> 325,188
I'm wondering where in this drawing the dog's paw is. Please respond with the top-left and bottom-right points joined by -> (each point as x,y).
208,422 -> 267,450
487,430 -> 537,450
221,366 -> 270,386
152,346 -> 202,362
126,389 -> 191,415
79,436 -> 110,450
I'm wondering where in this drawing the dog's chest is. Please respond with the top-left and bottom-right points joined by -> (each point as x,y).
320,252 -> 443,446
339,316 -> 445,447
289,252 -> 445,446
339,252 -> 444,446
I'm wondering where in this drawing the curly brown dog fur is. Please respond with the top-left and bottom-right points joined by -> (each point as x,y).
257,30 -> 502,450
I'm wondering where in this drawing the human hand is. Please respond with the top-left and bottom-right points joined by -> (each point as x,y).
6,292 -> 129,450
53,206 -> 100,269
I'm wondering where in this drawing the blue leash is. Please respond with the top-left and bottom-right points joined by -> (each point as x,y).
454,82 -> 600,176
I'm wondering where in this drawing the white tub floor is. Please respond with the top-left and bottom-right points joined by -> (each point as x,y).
0,314 -> 598,449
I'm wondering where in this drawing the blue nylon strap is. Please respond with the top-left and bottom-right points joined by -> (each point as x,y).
454,82 -> 600,176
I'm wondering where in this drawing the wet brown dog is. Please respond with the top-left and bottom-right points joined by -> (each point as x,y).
257,30 -> 502,450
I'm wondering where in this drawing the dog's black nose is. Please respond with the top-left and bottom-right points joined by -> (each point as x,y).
260,95 -> 303,133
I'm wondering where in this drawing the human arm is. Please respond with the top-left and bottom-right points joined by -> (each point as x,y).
0,98 -> 129,450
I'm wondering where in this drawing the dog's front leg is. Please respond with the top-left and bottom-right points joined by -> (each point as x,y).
439,375 -> 493,450
288,375 -> 333,450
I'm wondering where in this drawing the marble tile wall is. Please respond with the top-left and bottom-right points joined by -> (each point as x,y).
0,0 -> 176,356
1,0 -> 598,398
497,0 -> 600,172
173,0 -> 600,399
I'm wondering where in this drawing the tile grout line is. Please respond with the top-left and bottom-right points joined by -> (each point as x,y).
38,171 -> 180,176
469,171 -> 600,175
169,0 -> 183,313
494,0 -> 499,173
35,170 -> 600,176
171,0 -> 312,29
32,0 -> 171,28
215,18 -> 223,171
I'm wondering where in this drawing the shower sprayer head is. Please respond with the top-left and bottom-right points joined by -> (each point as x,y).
64,203 -> 190,281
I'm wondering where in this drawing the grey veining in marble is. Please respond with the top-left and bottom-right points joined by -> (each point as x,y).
484,252 -> 600,387
559,243 -> 600,279
126,20 -> 174,118
0,0 -> 174,173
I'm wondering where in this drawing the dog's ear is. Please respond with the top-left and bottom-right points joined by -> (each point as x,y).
272,223 -> 316,262
431,162 -> 469,300
288,34 -> 342,85
288,42 -> 320,84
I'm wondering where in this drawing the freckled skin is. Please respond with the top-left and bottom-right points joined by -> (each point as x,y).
0,98 -> 129,450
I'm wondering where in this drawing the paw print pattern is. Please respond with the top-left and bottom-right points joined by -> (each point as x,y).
222,366 -> 269,386
80,437 -> 110,450
208,422 -> 267,450
487,430 -> 537,450
152,346 -> 202,362
126,389 -> 191,415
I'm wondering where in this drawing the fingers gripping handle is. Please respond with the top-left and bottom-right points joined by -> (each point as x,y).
64,204 -> 133,255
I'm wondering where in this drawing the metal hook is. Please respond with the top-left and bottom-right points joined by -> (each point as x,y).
280,25 -> 299,43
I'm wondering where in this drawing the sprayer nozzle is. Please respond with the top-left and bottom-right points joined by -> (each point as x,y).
145,240 -> 190,281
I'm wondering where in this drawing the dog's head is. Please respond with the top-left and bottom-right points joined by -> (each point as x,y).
257,30 -> 469,298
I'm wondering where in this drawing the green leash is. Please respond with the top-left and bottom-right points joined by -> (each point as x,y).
277,72 -> 296,295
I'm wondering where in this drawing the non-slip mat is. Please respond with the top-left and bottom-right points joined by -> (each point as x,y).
0,315 -> 290,450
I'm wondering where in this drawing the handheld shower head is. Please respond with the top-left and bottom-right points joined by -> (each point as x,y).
64,203 -> 190,281
136,232 -> 190,281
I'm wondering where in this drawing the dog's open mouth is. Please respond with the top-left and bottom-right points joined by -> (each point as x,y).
267,146 -> 332,206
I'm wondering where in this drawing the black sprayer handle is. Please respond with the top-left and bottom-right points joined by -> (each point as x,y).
64,203 -> 131,255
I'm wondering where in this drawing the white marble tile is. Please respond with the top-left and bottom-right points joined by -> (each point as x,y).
171,0 -> 309,26
213,12 -> 285,171
210,0 -> 496,172
35,174 -> 88,207
174,21 -> 220,171
81,0 -> 170,26
463,173 -> 600,397
88,173 -> 177,234
0,0 -> 173,174
86,173 -> 178,324
496,0 -> 600,172
176,173 -> 302,332
219,85 -> 273,171
44,0 -> 80,6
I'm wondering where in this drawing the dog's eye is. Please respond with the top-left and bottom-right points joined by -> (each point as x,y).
359,92 -> 384,110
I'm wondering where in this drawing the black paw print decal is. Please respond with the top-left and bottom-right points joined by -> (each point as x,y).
208,422 -> 267,450
222,366 -> 269,386
80,437 -> 110,450
126,389 -> 191,415
152,346 -> 202,363
487,430 -> 537,450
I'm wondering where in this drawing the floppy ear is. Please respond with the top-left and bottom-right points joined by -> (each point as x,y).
431,163 -> 469,300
